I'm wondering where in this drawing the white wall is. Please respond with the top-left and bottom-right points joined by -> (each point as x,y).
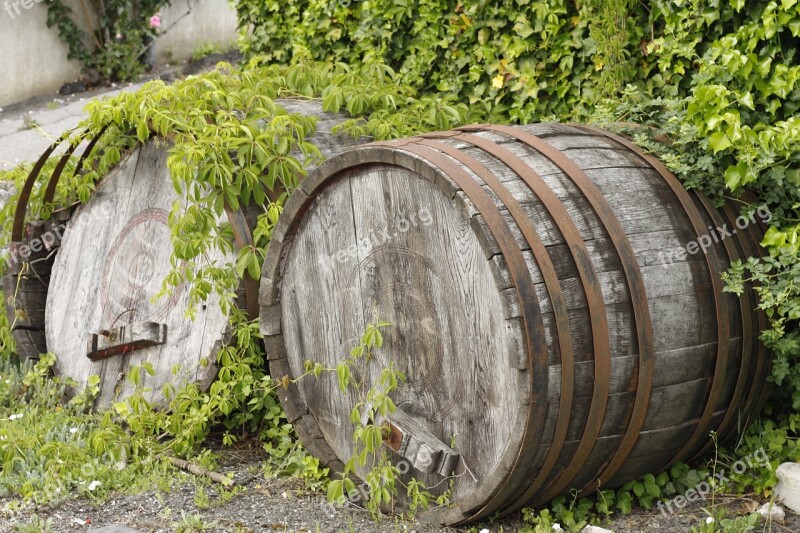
156,0 -> 239,65
0,0 -> 87,108
0,0 -> 238,107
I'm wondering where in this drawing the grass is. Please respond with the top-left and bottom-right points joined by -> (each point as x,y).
0,354 -> 204,508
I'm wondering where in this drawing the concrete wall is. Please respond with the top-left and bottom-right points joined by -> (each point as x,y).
0,0 -> 238,107
156,0 -> 239,65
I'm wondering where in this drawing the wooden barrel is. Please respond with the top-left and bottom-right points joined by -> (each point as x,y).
3,99 -> 367,408
4,211 -> 73,360
4,130 -> 95,361
259,124 -> 770,524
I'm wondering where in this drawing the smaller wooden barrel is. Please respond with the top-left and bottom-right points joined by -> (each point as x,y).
40,99 -> 367,409
259,124 -> 770,524
3,131 -> 89,361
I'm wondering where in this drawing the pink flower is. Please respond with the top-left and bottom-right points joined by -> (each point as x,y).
149,14 -> 161,29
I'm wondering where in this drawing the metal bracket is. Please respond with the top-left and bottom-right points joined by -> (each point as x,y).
382,409 -> 461,477
87,321 -> 167,361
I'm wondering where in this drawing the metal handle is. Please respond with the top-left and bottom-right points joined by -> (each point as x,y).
87,321 -> 168,361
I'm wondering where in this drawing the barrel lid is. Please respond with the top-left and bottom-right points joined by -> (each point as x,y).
46,141 -> 234,410
261,145 -> 532,523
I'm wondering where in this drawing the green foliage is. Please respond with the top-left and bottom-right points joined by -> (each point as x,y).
0,354 -> 179,505
511,426 -> 785,530
323,321 -> 445,519
725,244 -> 800,409
191,42 -> 226,62
13,515 -> 55,533
234,0 -> 648,120
173,510 -> 218,532
690,511 -> 761,533
42,0 -> 170,81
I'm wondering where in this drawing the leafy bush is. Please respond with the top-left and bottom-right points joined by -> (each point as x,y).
234,0 -> 800,416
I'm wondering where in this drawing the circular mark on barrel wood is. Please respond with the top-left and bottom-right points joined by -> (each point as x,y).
341,245 -> 468,422
100,208 -> 183,327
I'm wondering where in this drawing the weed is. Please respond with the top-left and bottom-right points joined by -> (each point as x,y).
191,42 -> 223,61
173,510 -> 217,532
19,117 -> 39,131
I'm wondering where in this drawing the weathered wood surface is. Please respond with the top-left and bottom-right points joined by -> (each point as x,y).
3,217 -> 67,360
260,124 -> 768,525
16,99 -> 367,390
46,143 -> 234,410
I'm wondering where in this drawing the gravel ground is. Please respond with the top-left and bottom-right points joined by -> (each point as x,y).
1,444 -> 797,533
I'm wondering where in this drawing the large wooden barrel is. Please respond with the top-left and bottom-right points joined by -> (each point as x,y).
4,99 -> 367,408
259,124 -> 770,524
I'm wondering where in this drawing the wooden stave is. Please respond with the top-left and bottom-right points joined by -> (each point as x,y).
259,124 -> 768,524
4,129 -> 90,360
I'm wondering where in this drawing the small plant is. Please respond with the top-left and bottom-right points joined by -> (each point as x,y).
191,42 -> 223,62
321,321 -> 446,519
173,510 -> 217,532
518,509 -> 565,533
690,511 -> 760,532
193,484 -> 210,509
13,515 -> 54,533
20,117 -> 39,131
43,0 -> 171,81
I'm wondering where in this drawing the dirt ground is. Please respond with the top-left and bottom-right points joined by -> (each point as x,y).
1,444 -> 797,533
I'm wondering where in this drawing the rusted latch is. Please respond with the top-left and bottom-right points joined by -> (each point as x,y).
87,322 -> 167,361
381,409 -> 460,477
